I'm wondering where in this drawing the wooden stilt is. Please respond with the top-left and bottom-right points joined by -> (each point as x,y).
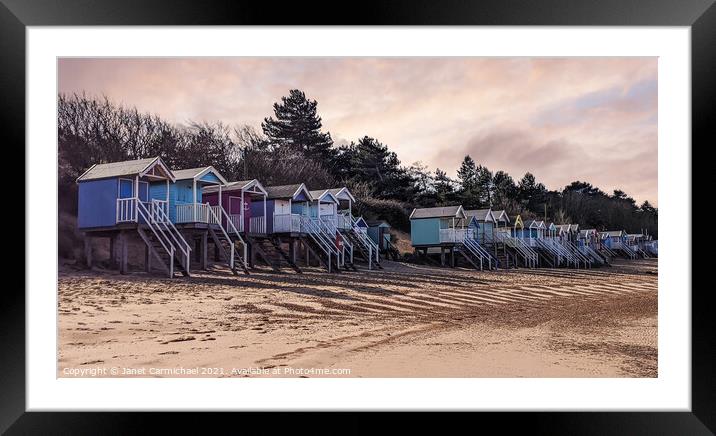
450,248 -> 455,268
194,238 -> 201,263
84,235 -> 93,268
119,231 -> 128,274
440,247 -> 445,266
145,244 -> 151,272
201,231 -> 208,270
108,235 -> 116,268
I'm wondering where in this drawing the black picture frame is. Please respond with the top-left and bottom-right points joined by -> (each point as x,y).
4,0 -> 711,433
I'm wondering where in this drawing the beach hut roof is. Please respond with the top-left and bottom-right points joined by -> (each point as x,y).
326,187 -> 356,203
511,215 -> 524,228
604,230 -> 626,237
76,157 -> 175,182
204,179 -> 268,196
264,183 -> 311,200
464,208 -> 496,223
556,223 -> 579,232
171,166 -> 227,184
492,210 -> 510,223
354,216 -> 369,228
523,219 -> 546,229
367,220 -> 391,228
409,205 -> 466,220
309,189 -> 340,204
546,222 -> 557,230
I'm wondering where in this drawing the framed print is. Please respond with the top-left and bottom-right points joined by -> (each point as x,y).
5,0 -> 713,433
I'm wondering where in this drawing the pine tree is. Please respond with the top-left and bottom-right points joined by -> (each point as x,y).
492,170 -> 517,209
434,168 -> 455,205
457,155 -> 477,190
333,136 -> 412,199
261,89 -> 334,163
456,155 -> 480,208
518,172 -> 547,213
476,165 -> 494,207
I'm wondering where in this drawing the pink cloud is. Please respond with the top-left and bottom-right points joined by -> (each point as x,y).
58,57 -> 657,205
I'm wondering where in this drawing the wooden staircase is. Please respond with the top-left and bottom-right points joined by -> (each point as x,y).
456,237 -> 495,270
490,233 -> 537,268
208,227 -> 249,275
136,226 -> 188,277
384,239 -> 401,261
494,246 -> 515,269
135,200 -> 191,278
209,206 -> 249,275
298,234 -> 341,272
299,216 -> 341,272
247,236 -> 302,273
345,217 -> 382,270
561,240 -> 592,268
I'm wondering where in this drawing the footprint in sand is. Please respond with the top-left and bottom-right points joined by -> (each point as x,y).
160,336 -> 196,344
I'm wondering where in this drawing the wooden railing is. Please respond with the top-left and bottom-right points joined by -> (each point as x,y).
228,214 -> 243,233
249,216 -> 266,234
209,205 -> 222,225
149,199 -> 168,223
350,216 -> 379,265
116,198 -> 137,222
176,203 -> 219,224
151,202 -> 192,265
273,213 -> 302,233
336,214 -> 352,230
208,205 -> 246,271
438,228 -> 470,243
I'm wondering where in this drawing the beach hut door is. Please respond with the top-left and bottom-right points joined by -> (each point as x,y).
138,181 -> 149,202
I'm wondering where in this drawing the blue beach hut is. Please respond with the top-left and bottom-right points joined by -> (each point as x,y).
166,166 -> 228,225
76,157 -> 175,229
409,205 -> 467,247
465,208 -> 497,243
263,183 -> 313,234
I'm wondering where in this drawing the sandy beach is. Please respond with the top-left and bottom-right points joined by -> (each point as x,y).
58,259 -> 657,378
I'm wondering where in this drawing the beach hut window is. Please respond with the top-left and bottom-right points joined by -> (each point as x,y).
118,178 -> 133,198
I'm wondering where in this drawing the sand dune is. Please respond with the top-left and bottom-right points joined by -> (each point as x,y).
58,259 -> 657,378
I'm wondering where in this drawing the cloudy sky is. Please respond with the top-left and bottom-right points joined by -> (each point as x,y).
58,57 -> 657,205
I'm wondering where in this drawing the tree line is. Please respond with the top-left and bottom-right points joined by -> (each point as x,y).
58,90 -> 657,237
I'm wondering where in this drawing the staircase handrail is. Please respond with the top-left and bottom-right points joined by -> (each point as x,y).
535,238 -> 561,266
490,232 -> 534,267
208,206 -> 241,270
149,202 -> 191,262
300,216 -> 335,257
314,218 -> 341,257
316,217 -> 343,266
218,207 -> 248,268
462,236 -> 492,269
136,201 -> 176,266
562,240 -> 591,267
350,216 -> 379,262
